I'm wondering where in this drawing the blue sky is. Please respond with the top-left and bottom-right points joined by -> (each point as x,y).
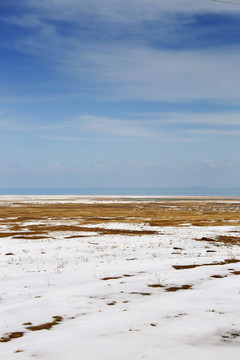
1,0 -> 240,188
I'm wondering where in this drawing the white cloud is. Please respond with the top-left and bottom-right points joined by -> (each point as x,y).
186,128 -> 240,136
1,111 -> 240,143
74,46 -> 240,103
77,115 -> 163,138
13,34 -> 240,103
134,111 -> 240,125
3,1 -> 240,104
22,0 -> 237,23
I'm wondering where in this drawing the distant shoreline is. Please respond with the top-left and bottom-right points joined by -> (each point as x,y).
1,187 -> 240,197
1,195 -> 240,205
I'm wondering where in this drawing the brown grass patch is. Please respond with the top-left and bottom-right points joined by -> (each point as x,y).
165,285 -> 192,292
1,200 -> 240,229
231,271 -> 240,275
173,258 -> 240,270
130,292 -> 152,296
198,235 -> 240,245
222,331 -> 240,340
27,224 -> 158,237
65,235 -> 90,239
25,316 -> 63,331
0,226 -> 157,239
101,276 -> 122,281
173,264 -> 199,270
123,274 -> 135,277
106,301 -> 116,306
12,236 -> 50,240
0,232 -> 36,238
0,332 -> 24,343
102,274 -> 135,281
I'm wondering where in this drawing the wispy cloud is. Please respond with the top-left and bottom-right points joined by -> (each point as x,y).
133,111 -> 240,125
74,46 -> 240,103
9,36 -> 240,104
77,115 -> 163,138
186,129 -> 240,136
11,0 -> 238,23
2,0 -> 240,104
0,114 -> 165,141
1,111 -> 240,146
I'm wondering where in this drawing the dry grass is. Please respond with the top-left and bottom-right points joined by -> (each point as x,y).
106,301 -> 116,306
25,224 -> 158,237
231,271 -> 240,275
0,224 -> 158,239
173,259 -> 240,270
0,200 -> 240,248
0,316 -> 64,342
0,200 -> 240,228
165,285 -> 192,292
130,292 -> 152,296
221,331 -> 240,340
101,276 -> 122,280
198,235 -> 240,245
25,316 -> 63,331
0,332 -> 24,343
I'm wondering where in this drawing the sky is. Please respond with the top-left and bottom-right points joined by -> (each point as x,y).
1,0 -> 240,189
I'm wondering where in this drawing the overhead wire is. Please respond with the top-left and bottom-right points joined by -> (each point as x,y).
213,0 -> 240,5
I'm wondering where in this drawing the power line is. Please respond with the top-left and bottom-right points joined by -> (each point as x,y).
213,0 -> 240,5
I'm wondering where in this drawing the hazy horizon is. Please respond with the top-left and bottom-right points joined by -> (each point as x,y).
1,186 -> 240,197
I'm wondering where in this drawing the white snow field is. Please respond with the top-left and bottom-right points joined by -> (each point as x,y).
0,196 -> 240,359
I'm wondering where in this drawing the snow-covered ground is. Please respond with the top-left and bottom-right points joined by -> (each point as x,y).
1,200 -> 240,359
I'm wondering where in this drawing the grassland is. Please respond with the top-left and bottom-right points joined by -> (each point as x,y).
1,196 -> 240,359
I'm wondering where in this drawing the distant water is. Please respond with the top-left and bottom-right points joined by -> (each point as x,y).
1,187 -> 240,196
